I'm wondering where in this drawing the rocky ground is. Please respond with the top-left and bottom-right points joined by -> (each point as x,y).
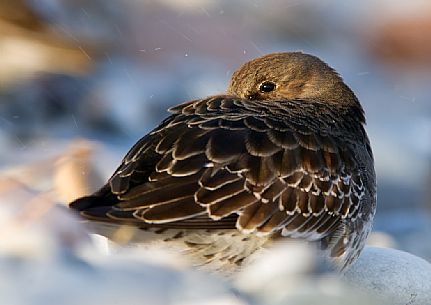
1,1 -> 431,304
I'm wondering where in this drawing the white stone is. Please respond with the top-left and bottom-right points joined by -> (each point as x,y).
235,241 -> 382,305
344,246 -> 431,305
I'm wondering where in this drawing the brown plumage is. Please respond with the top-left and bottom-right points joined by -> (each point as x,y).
70,52 -> 376,272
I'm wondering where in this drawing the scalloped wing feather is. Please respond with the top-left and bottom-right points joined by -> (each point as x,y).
72,96 -> 373,264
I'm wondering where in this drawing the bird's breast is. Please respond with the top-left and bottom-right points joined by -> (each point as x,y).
87,222 -> 272,273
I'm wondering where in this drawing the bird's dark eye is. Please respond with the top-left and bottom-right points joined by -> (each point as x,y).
259,81 -> 276,93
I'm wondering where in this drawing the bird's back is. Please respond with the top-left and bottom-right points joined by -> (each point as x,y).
71,95 -> 376,272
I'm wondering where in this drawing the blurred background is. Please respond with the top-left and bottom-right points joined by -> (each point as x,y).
1,0 -> 430,262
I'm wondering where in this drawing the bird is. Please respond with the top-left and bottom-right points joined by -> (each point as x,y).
70,52 -> 376,273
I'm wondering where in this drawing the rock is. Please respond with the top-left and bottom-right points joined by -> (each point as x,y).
344,246 -> 431,305
367,231 -> 398,249
0,177 -> 90,258
54,140 -> 104,203
0,180 -> 246,305
235,241 -> 382,305
0,249 -> 246,305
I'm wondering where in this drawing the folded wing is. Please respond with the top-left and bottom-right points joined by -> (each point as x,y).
72,96 -> 367,243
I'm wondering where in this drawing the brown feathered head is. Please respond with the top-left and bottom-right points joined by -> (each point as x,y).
227,52 -> 364,121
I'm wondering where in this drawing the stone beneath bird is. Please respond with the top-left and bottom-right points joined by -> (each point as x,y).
70,52 -> 376,274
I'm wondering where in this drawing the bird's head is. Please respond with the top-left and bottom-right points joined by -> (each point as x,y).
227,52 -> 364,120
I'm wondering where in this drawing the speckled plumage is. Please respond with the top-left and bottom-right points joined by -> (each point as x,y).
70,52 -> 376,273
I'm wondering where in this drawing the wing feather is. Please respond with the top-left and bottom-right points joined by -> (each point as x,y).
71,96 -> 371,258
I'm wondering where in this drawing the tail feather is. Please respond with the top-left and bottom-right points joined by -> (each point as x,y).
69,196 -> 107,211
69,184 -> 118,211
